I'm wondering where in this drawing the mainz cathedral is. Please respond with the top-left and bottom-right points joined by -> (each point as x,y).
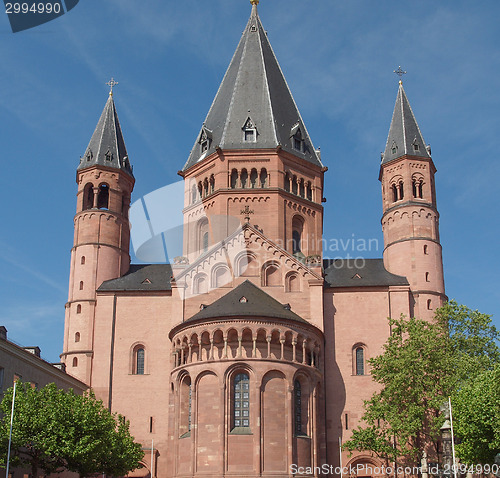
61,1 -> 446,476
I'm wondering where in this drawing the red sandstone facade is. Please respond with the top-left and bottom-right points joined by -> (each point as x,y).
61,4 -> 446,477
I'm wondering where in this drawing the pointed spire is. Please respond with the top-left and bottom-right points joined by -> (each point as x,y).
182,2 -> 322,171
382,82 -> 430,164
78,93 -> 133,177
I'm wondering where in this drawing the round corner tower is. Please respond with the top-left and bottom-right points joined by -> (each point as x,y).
380,80 -> 446,320
61,91 -> 135,384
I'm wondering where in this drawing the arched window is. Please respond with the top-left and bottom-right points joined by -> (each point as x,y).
292,216 -> 304,255
198,182 -> 203,199
284,172 -> 290,192
134,347 -> 145,375
299,178 -> 305,198
249,169 -> 258,188
191,185 -> 198,204
425,272 -> 430,282
203,232 -> 209,252
427,299 -> 432,310
292,175 -> 298,195
72,357 -> 78,367
398,181 -> 404,200
209,175 -> 215,194
194,274 -> 208,294
79,281 -> 84,290
197,219 -> 209,254
81,256 -> 85,265
423,245 -> 428,255
97,184 -> 109,209
233,373 -> 250,429
355,347 -> 365,375
230,169 -> 238,189
83,183 -> 94,210
76,304 -> 82,314
260,168 -> 268,188
75,332 -> 80,343
286,272 -> 300,292
294,380 -> 302,435
306,182 -> 312,201
264,263 -> 280,286
392,184 -> 398,202
203,178 -> 209,197
179,375 -> 192,437
240,169 -> 248,189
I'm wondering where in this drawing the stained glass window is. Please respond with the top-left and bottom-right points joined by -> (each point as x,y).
233,373 -> 250,428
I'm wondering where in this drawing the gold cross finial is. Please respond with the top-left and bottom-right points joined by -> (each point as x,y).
106,77 -> 119,96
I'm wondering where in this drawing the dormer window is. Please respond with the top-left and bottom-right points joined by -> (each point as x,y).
391,141 -> 398,155
105,150 -> 113,162
242,117 -> 257,143
86,150 -> 93,162
412,138 -> 420,152
198,126 -> 213,155
290,123 -> 304,152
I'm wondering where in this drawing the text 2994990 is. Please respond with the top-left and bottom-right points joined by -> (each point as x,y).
5,2 -> 61,14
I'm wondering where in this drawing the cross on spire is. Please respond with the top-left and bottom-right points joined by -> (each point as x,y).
394,66 -> 407,84
106,77 -> 119,96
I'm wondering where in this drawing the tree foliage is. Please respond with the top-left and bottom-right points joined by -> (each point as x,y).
452,365 -> 500,464
343,301 -> 500,465
0,383 -> 143,477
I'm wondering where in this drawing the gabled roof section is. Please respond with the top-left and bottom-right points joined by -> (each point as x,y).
323,258 -> 409,288
382,82 -> 431,165
98,264 -> 172,292
186,280 -> 308,323
182,3 -> 322,172
78,94 -> 133,177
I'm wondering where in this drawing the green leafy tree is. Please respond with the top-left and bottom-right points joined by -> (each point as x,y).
344,301 -> 500,465
452,365 -> 500,464
0,382 -> 66,476
0,383 -> 143,477
343,315 -> 454,465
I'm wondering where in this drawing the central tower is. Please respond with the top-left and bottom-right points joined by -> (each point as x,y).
179,0 -> 327,265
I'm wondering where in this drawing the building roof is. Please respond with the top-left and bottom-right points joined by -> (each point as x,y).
323,258 -> 409,288
98,264 -> 173,292
182,3 -> 322,172
78,94 -> 133,177
186,280 -> 308,324
382,81 -> 431,164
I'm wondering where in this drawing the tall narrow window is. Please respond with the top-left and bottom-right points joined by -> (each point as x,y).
97,184 -> 109,209
294,380 -> 302,435
240,169 -> 248,189
203,232 -> 209,252
392,184 -> 398,202
233,373 -> 250,428
0,367 -> 4,392
83,183 -> 94,210
284,172 -> 290,192
230,169 -> 238,189
72,357 -> 78,367
75,332 -> 80,343
260,168 -> 268,188
136,348 -> 145,375
355,347 -> 364,375
250,169 -> 258,188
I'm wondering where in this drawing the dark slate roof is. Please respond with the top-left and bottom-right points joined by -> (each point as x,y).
78,94 -> 133,177
187,280 -> 308,323
382,82 -> 431,165
98,264 -> 172,291
182,3 -> 322,172
323,258 -> 409,288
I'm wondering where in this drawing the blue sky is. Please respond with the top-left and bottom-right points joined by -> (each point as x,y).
0,0 -> 499,363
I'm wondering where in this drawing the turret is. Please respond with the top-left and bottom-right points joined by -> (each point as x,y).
61,85 -> 135,383
380,80 -> 445,320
